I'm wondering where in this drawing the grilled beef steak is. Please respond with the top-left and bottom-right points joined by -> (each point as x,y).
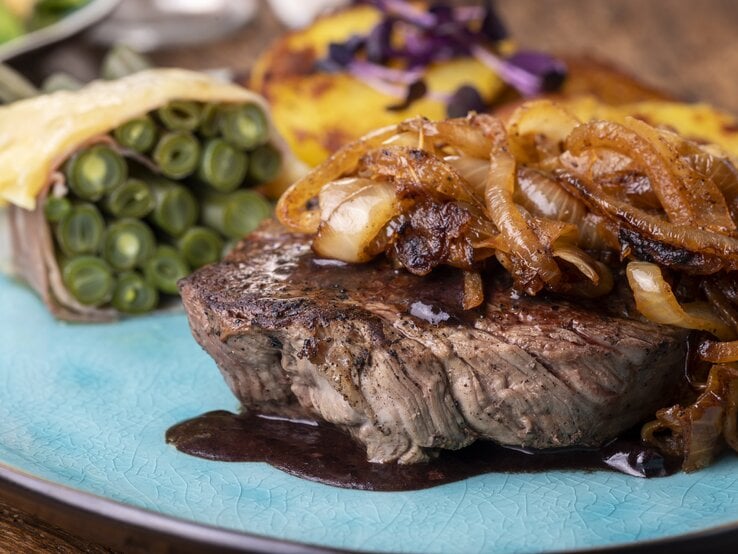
179,222 -> 688,464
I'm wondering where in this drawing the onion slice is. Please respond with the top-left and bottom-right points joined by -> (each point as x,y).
515,166 -> 586,224
313,179 -> 398,263
642,364 -> 738,471
484,145 -> 561,294
277,124 -> 399,233
565,119 -> 732,230
506,99 -> 580,163
462,270 -> 484,310
399,114 -> 500,159
559,171 -> 738,267
698,339 -> 738,363
624,117 -> 735,233
626,261 -> 734,340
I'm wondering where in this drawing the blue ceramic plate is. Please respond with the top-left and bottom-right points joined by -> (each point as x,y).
1,271 -> 738,553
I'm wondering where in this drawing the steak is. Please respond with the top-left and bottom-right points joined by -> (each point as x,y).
179,222 -> 688,464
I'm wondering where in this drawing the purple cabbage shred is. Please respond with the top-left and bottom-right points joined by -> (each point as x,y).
446,85 -> 487,118
319,1 -> 566,111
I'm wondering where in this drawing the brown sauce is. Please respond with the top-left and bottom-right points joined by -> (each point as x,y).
166,411 -> 679,492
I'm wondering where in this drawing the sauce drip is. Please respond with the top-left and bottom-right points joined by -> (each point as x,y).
166,411 -> 679,492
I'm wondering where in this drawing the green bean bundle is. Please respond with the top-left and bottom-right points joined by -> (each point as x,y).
1,68 -> 306,321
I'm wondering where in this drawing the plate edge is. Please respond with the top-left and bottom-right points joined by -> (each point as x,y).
0,460 -> 349,554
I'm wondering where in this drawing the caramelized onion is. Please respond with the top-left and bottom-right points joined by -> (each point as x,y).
552,244 -> 599,284
685,148 -> 738,223
484,146 -> 561,294
273,102 -> 738,472
624,118 -> 735,233
642,364 -> 738,471
515,167 -> 586,224
398,115 -> 497,159
313,179 -> 398,263
626,262 -> 733,340
698,339 -> 738,363
359,146 -> 482,207
443,155 -> 489,195
277,124 -> 399,233
506,99 -> 579,163
566,120 -> 714,228
462,270 -> 484,310
577,212 -> 618,251
559,171 -> 738,267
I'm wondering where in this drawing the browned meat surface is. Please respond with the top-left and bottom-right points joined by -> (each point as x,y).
179,222 -> 688,464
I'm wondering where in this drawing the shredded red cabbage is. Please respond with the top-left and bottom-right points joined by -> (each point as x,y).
318,0 -> 567,114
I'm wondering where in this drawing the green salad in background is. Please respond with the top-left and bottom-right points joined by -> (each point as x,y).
0,0 -> 91,44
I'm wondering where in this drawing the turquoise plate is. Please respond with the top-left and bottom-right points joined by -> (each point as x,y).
2,272 -> 738,553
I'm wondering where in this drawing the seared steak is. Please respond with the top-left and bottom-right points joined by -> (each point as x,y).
179,222 -> 688,464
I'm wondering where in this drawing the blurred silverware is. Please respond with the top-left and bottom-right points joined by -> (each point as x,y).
267,0 -> 349,28
89,0 -> 258,51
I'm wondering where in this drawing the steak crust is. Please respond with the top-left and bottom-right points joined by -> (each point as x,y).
179,222 -> 688,463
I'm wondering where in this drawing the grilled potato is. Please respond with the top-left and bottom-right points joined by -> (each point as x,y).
251,5 -> 508,166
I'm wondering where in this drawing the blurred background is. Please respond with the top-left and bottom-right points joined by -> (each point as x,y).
2,0 -> 738,552
3,0 -> 738,112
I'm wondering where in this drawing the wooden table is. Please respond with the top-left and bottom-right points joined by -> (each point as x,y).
2,1 -> 738,552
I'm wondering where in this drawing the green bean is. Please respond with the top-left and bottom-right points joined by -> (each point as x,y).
247,143 -> 282,184
157,101 -> 202,132
144,245 -> 190,295
218,103 -> 269,150
112,271 -> 159,314
55,202 -> 105,256
200,189 -> 272,240
61,256 -> 115,306
44,196 -> 72,223
113,116 -> 157,153
199,103 -> 221,138
103,178 -> 155,219
41,72 -> 83,93
102,219 -> 156,270
64,145 -> 128,201
153,131 -> 201,179
177,226 -> 223,269
145,175 -> 199,237
198,138 -> 248,192
101,44 -> 153,80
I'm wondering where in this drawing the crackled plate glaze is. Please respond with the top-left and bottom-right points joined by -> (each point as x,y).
1,272 -> 738,553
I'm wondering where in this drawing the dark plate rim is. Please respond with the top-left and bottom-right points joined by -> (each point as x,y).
2,457 -> 738,554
